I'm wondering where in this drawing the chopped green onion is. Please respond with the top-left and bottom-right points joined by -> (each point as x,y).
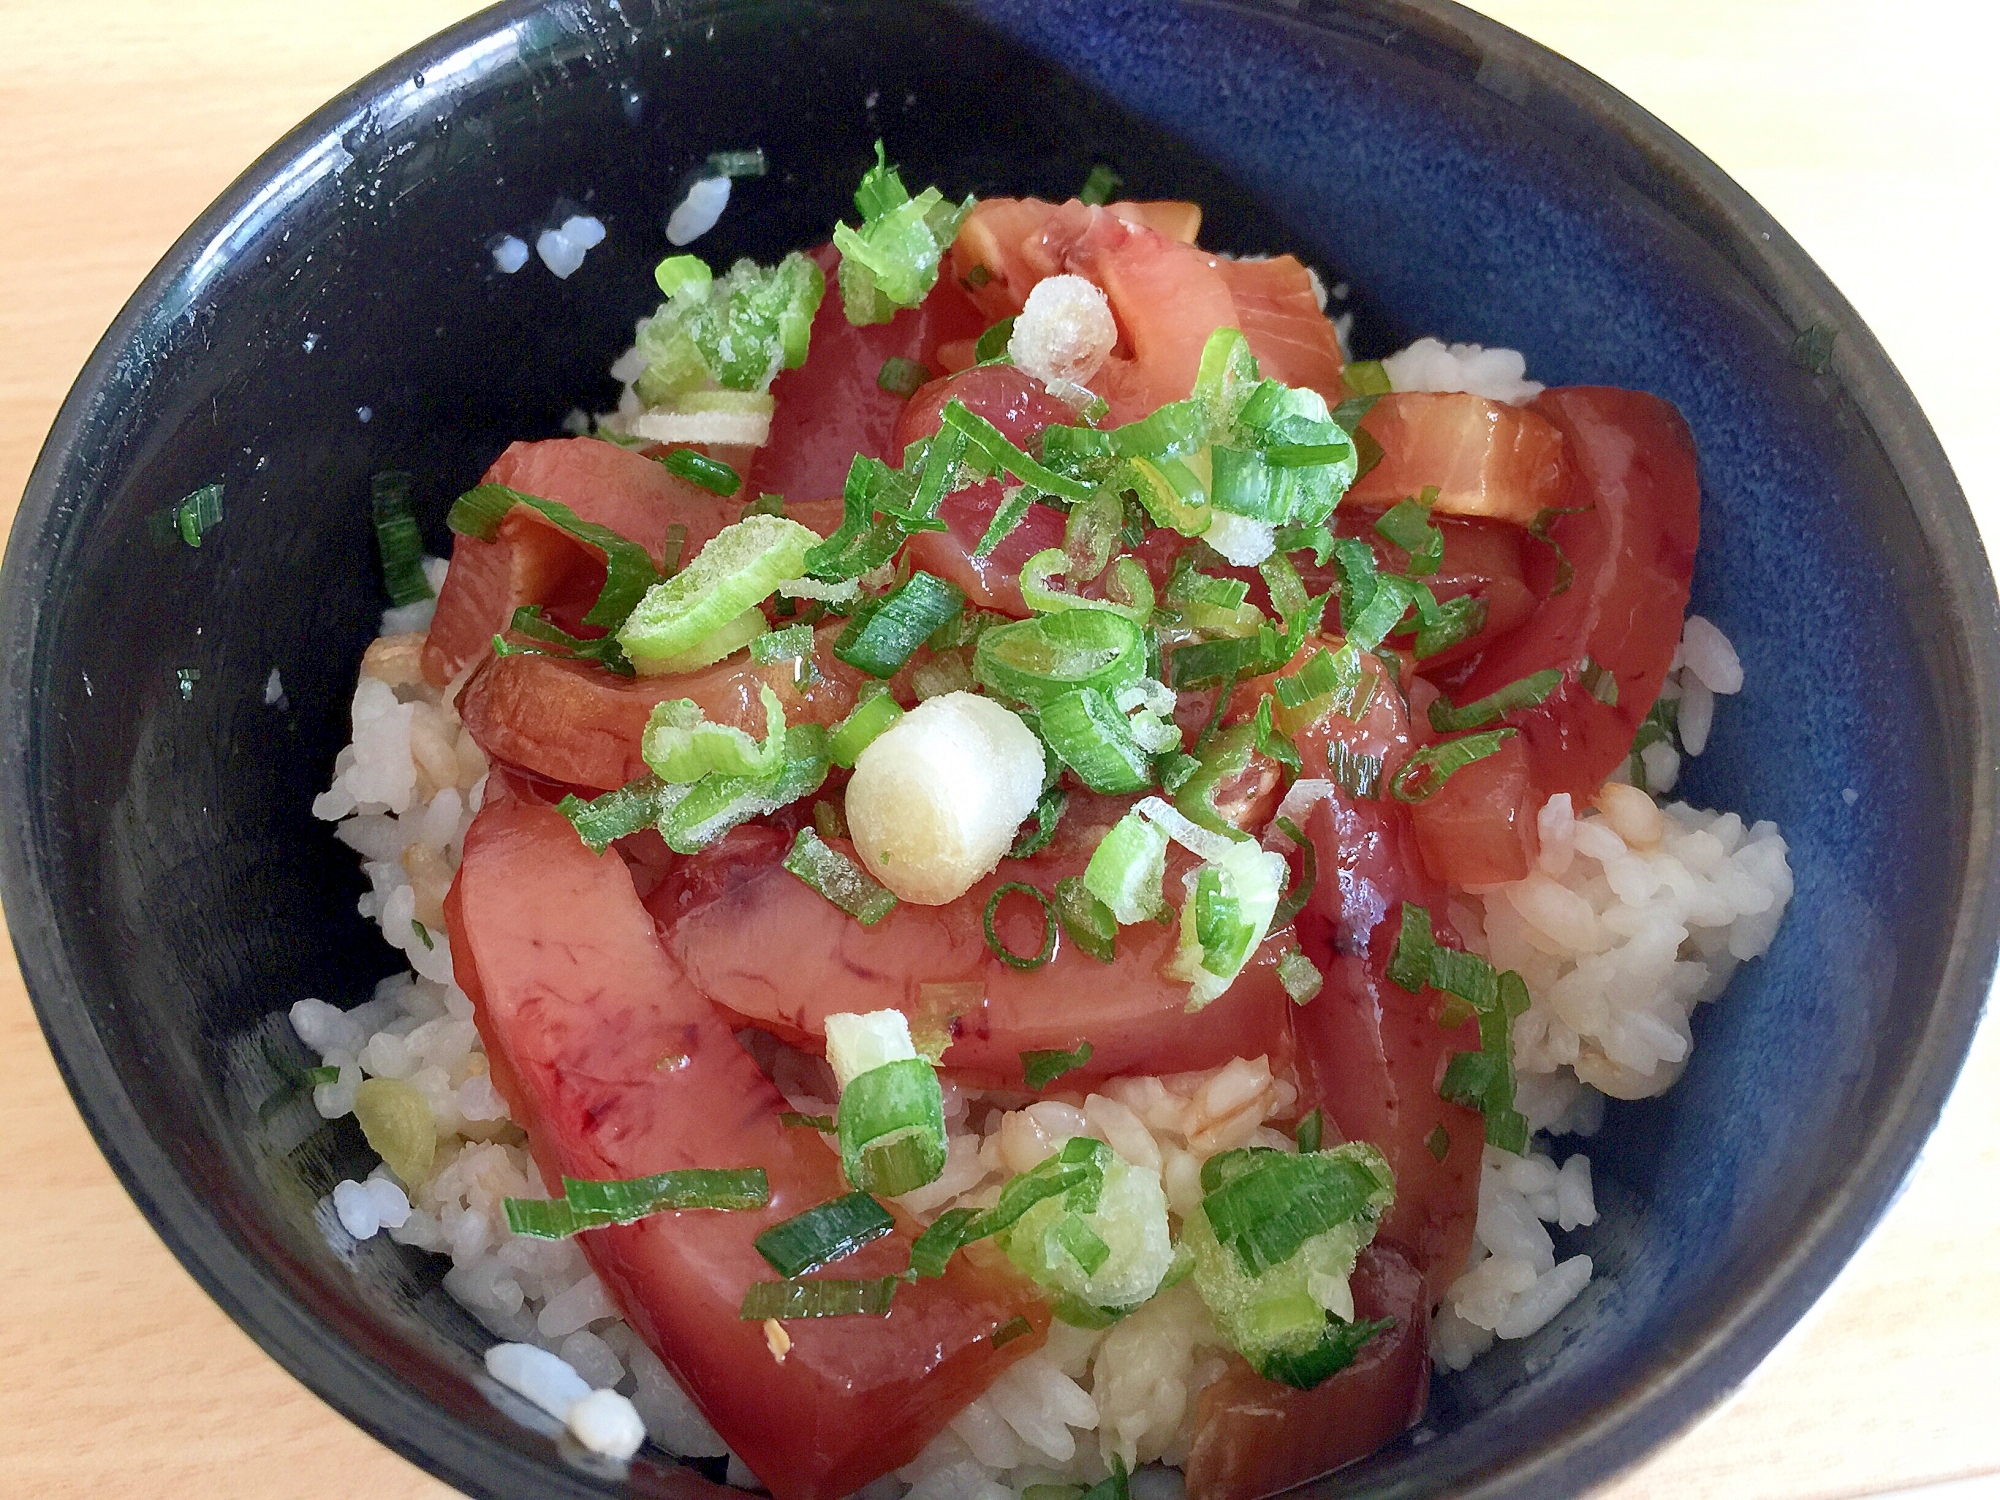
1193,327 -> 1262,434
975,486 -> 1035,557
1276,950 -> 1323,1004
618,514 -> 818,662
659,447 -> 742,497
1329,537 -> 1419,653
654,724 -> 831,854
754,1191 -> 896,1277
984,882 -> 1059,970
829,686 -> 905,767
164,482 -> 224,549
977,1137 -> 1112,1238
506,1167 -> 770,1237
1273,521 -> 1339,565
1046,400 -> 1206,466
643,686 -> 787,783
750,621 -> 817,671
1272,642 -> 1373,725
1425,1124 -> 1452,1161
1051,1214 -> 1112,1275
975,609 -> 1144,709
1327,742 -> 1383,800
305,1064 -> 340,1087
1020,548 -> 1151,622
1039,687 -> 1153,793
803,457 -> 918,582
1259,551 -> 1310,626
558,775 -> 674,853
1426,944 -> 1499,1009
1344,360 -> 1391,396
1078,164 -> 1123,206
782,1112 -> 835,1132
834,142 -> 973,324
1628,693 -> 1681,788
834,571 -> 965,677
935,401 -> 1094,504
1387,904 -> 1436,994
1429,668 -> 1563,733
813,797 -> 848,842
707,148 -> 768,178
1164,633 -> 1264,689
1202,1149 -> 1390,1278
1021,1042 -> 1094,1091
1580,656 -> 1619,705
1253,695 -> 1302,775
1082,1457 -> 1131,1500
1185,1141 -> 1396,1390
1525,504 -> 1591,598
909,1207 -> 979,1278
630,606 -> 769,676
499,605 -> 635,676
739,1276 -> 899,1319
1437,967 -> 1532,1153
990,1314 -> 1035,1348
1083,810 -> 1169,924
1256,1316 -> 1395,1390
565,1169 -> 769,1217
1172,721 -> 1256,837
975,317 -> 1016,364
634,251 -> 824,400
783,827 -> 898,925
877,356 -> 929,397
839,1056 -> 948,1196
1269,815 -> 1319,929
1052,874 -> 1117,963
654,254 -> 712,297
1375,488 -> 1442,576
450,483 -> 665,632
1792,319 -> 1839,375
370,473 -> 431,605
1389,728 -> 1516,803
1409,584 -> 1487,659
1009,784 -> 1069,859
1295,1108 -> 1324,1155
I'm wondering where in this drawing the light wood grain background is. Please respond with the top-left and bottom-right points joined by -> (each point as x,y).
2,3 -> 1996,1497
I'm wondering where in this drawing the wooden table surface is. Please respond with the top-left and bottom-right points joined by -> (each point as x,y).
3,3 -> 1996,1496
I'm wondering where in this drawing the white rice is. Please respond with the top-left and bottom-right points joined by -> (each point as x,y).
297,557 -> 1789,1480
1380,337 -> 1544,405
1432,617 -> 1792,1360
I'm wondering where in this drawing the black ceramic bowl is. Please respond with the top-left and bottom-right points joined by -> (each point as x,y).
5,2 -> 1995,1497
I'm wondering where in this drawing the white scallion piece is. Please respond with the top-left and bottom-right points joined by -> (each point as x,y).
846,693 -> 1044,905
825,1010 -> 918,1093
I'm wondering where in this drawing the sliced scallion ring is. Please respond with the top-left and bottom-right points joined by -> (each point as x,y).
617,513 -> 819,663
973,609 -> 1144,710
837,1057 -> 948,1196
984,882 -> 1059,970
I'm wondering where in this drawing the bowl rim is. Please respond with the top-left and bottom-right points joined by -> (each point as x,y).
4,1 -> 1996,1497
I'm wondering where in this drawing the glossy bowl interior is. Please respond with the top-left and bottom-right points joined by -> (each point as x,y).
4,2 -> 1994,1498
